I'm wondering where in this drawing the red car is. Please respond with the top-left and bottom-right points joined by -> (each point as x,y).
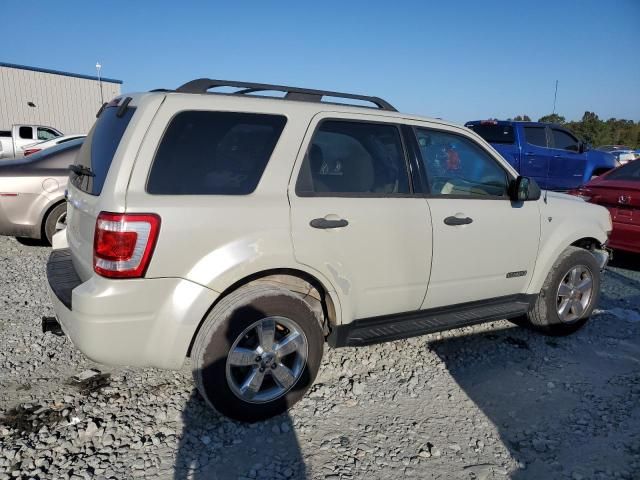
569,160 -> 640,253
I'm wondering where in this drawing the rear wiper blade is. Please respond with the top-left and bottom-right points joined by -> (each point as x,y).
69,164 -> 95,177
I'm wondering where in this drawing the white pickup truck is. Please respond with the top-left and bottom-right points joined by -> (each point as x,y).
0,124 -> 63,160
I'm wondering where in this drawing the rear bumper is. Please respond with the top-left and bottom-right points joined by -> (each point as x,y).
45,249 -> 219,369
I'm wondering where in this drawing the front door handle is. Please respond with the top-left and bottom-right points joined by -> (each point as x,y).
310,218 -> 349,229
524,152 -> 536,156
444,216 -> 473,226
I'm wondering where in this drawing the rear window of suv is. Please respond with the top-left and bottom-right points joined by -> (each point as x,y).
466,124 -> 515,144
70,104 -> 136,195
147,111 -> 287,195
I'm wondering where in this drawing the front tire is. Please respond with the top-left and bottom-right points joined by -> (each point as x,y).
191,284 -> 324,422
520,246 -> 600,335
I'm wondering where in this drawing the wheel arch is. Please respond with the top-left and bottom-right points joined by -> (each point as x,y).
186,268 -> 340,357
527,233 -> 607,295
39,197 -> 66,240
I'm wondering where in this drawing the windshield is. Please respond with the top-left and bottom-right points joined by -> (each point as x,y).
606,160 -> 640,181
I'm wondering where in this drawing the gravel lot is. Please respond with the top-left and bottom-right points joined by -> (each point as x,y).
1,235 -> 639,480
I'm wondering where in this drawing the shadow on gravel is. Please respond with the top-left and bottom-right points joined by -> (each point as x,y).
428,318 -> 639,479
608,251 -> 640,272
14,237 -> 48,247
175,307 -> 307,480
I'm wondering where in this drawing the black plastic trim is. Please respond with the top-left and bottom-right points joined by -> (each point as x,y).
175,78 -> 396,111
46,249 -> 82,310
328,294 -> 536,347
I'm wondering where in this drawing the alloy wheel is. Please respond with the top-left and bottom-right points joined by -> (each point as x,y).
225,316 -> 308,404
556,265 -> 593,323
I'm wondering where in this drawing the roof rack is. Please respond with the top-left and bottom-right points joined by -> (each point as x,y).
175,78 -> 397,111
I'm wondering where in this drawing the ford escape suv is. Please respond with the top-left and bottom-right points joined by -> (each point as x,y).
46,79 -> 611,422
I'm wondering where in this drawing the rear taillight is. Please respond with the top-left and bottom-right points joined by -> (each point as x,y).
93,212 -> 161,278
24,148 -> 41,156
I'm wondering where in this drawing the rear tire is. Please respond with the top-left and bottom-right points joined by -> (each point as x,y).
44,203 -> 67,245
518,246 -> 600,335
191,284 -> 324,422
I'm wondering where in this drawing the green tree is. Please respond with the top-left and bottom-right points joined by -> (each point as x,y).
538,113 -> 566,124
513,115 -> 531,121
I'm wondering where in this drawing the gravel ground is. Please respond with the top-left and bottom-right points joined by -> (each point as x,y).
1,235 -> 639,480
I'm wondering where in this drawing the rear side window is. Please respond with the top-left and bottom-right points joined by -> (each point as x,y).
296,120 -> 410,195
70,105 -> 136,195
524,127 -> 547,147
147,111 -> 286,195
19,126 -> 33,139
466,124 -> 515,144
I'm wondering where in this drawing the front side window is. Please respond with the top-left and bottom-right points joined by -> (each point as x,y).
296,120 -> 409,195
415,128 -> 509,197
37,127 -> 58,141
551,129 -> 579,152
19,126 -> 33,139
148,111 -> 287,195
524,127 -> 547,147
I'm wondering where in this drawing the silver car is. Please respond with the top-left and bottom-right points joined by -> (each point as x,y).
0,138 -> 82,244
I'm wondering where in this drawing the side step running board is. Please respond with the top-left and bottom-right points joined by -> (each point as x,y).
328,294 -> 536,347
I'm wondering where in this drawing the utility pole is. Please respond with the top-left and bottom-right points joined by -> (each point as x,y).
96,62 -> 104,104
552,80 -> 558,115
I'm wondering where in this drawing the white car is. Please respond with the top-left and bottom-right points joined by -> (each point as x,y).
45,80 -> 611,422
22,134 -> 85,157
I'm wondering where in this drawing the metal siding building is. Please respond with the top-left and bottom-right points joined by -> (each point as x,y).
0,62 -> 122,134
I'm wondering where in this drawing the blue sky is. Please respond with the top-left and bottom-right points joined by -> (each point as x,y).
3,0 -> 639,124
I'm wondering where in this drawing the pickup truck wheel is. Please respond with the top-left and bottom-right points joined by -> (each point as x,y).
521,246 -> 600,335
44,203 -> 67,245
191,284 -> 324,422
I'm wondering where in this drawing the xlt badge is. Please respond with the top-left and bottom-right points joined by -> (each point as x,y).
506,271 -> 527,278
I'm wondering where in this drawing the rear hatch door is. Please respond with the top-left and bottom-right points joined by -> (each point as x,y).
66,99 -> 138,281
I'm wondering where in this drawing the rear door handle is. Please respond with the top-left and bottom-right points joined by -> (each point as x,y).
310,218 -> 349,229
524,152 -> 536,156
444,216 -> 473,226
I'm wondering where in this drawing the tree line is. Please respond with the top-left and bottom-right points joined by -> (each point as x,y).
508,112 -> 640,148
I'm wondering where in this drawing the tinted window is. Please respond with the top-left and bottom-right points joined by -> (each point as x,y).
606,161 -> 640,181
19,126 -> 33,139
296,120 -> 409,195
551,129 -> 579,152
148,111 -> 286,195
70,106 -> 136,195
466,124 -> 515,144
524,127 -> 547,147
415,128 -> 509,197
37,127 -> 58,141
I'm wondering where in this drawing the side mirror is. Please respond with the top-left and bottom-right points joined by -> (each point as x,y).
579,142 -> 590,154
511,176 -> 541,202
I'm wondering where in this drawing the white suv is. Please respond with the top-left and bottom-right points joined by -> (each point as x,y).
46,79 -> 611,422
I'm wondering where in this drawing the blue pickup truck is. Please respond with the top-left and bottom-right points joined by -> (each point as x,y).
465,120 -> 617,190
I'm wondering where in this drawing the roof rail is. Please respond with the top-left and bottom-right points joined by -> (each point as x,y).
175,78 -> 397,111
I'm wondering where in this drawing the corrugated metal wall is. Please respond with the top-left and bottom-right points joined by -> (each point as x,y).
0,66 -> 121,134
